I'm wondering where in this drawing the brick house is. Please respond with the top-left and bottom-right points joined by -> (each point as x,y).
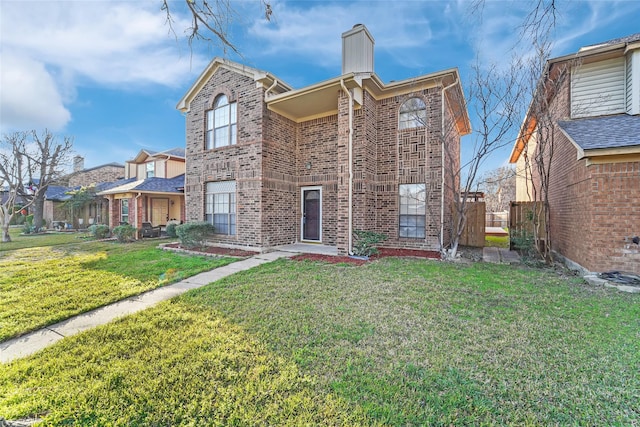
510,33 -> 640,274
177,24 -> 470,255
98,148 -> 185,232
43,158 -> 125,229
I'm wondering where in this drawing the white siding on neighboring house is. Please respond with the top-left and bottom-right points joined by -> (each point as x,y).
627,49 -> 640,115
571,57 -> 626,118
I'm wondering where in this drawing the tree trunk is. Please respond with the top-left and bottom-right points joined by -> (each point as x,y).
33,196 -> 45,230
1,222 -> 11,243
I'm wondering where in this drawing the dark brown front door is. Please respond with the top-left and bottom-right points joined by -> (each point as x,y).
303,189 -> 321,241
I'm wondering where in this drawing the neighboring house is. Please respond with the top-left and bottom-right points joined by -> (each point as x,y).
55,156 -> 125,187
510,33 -> 640,274
97,148 -> 186,231
177,24 -> 471,254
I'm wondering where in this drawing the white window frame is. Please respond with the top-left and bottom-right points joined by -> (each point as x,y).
206,95 -> 237,149
205,181 -> 236,236
120,199 -> 129,224
146,162 -> 155,178
399,183 -> 426,239
399,97 -> 427,130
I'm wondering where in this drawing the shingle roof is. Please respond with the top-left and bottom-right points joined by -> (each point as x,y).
558,114 -> 640,151
45,185 -> 74,201
97,175 -> 185,195
581,33 -> 640,50
133,174 -> 185,192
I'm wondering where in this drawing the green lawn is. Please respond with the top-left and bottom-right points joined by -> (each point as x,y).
0,228 -> 84,251
0,239 -> 238,342
1,258 -> 638,425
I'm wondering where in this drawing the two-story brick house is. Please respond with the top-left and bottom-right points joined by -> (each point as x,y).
177,24 -> 470,255
510,33 -> 640,274
98,148 -> 185,231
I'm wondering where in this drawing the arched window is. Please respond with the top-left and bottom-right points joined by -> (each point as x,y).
399,97 -> 427,130
206,94 -> 237,149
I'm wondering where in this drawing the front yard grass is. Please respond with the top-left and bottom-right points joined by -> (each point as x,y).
0,239 -> 237,342
0,228 -> 83,251
1,258 -> 638,425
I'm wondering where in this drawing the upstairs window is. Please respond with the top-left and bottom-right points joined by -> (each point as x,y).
399,97 -> 427,129
206,95 -> 237,149
146,162 -> 155,178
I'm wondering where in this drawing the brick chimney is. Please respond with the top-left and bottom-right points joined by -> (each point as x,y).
342,24 -> 375,75
73,155 -> 84,172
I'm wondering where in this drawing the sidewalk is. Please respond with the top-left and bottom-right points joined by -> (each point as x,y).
482,246 -> 521,264
0,251 -> 293,364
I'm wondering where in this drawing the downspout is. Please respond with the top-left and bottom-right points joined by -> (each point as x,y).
340,79 -> 354,255
265,79 -> 278,99
441,76 -> 458,251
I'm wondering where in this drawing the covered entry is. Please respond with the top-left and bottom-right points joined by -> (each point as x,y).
301,186 -> 322,242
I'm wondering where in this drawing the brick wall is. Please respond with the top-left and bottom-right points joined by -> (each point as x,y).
68,165 -> 125,187
533,71 -> 640,274
184,65 -> 460,254
184,67 -> 265,248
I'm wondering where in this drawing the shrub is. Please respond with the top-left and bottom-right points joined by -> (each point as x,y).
352,230 -> 388,257
166,222 -> 178,238
22,215 -> 35,234
176,222 -> 215,249
88,224 -> 110,239
112,224 -> 137,243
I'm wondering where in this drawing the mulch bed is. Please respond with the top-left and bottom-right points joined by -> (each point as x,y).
163,243 -> 259,257
292,248 -> 441,265
164,242 -> 441,265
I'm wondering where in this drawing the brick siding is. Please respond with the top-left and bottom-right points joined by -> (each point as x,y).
528,71 -> 640,274
184,65 -> 461,254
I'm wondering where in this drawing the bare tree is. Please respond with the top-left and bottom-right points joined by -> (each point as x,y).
479,166 -> 516,213
0,130 -> 73,241
442,57 -> 525,259
161,0 -> 272,53
0,132 -> 30,242
517,37 -> 573,263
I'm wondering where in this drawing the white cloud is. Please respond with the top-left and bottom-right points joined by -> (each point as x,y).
0,52 -> 71,132
0,0 -> 207,131
246,1 -> 437,69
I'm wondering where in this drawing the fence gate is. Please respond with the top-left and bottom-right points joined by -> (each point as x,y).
454,202 -> 486,247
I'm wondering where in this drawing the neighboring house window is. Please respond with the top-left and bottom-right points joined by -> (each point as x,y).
146,162 -> 155,178
121,199 -> 129,224
206,95 -> 237,149
205,181 -> 236,235
399,97 -> 427,129
399,183 -> 426,238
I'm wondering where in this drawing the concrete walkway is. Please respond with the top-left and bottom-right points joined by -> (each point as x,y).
482,246 -> 521,264
0,251 -> 293,364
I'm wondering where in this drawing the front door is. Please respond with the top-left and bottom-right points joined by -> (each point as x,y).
151,198 -> 169,226
302,187 -> 321,241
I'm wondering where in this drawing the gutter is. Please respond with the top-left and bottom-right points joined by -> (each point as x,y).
441,77 -> 459,250
340,79 -> 354,255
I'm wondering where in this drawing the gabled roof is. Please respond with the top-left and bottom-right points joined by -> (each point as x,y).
97,175 -> 185,196
558,114 -> 640,159
75,162 -> 124,173
177,58 -> 292,113
510,32 -> 640,164
129,147 -> 185,164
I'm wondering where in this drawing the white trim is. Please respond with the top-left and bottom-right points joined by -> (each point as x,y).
300,186 -> 323,243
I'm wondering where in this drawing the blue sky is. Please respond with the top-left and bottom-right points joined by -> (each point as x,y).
1,0 -> 639,176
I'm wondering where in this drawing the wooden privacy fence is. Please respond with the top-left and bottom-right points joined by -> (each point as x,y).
453,201 -> 486,247
509,201 -> 547,250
